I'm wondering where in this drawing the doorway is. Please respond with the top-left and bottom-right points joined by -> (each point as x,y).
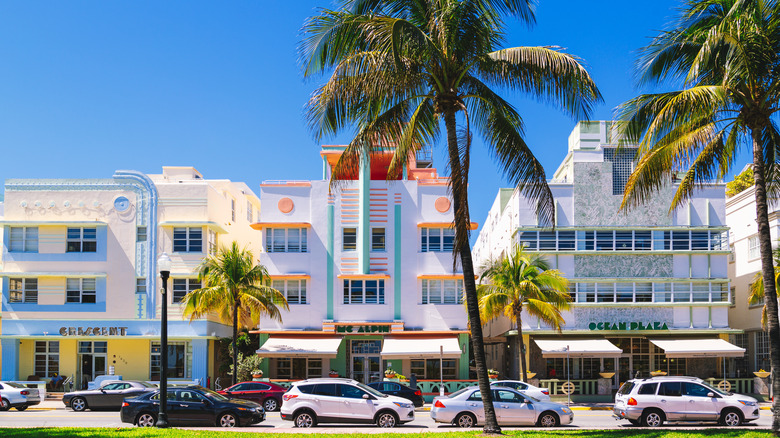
78,341 -> 107,389
350,340 -> 381,384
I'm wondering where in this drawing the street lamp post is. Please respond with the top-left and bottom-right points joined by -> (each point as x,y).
157,252 -> 171,428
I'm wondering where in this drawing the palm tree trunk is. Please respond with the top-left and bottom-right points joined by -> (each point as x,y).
232,301 -> 239,387
443,107 -> 501,434
749,127 -> 780,435
516,312 -> 528,383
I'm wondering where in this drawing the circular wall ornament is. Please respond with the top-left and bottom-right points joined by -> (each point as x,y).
278,197 -> 294,214
114,196 -> 130,212
434,197 -> 451,213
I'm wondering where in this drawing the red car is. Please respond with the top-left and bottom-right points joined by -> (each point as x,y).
218,381 -> 287,411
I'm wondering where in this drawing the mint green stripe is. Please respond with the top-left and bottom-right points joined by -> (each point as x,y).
327,203 -> 334,319
394,204 -> 402,320
359,157 -> 370,274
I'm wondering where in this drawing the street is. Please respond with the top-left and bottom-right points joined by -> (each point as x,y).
0,407 -> 774,431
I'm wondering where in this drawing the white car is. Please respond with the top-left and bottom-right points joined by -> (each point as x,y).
491,380 -> 551,401
431,386 -> 573,427
0,381 -> 42,411
280,378 -> 414,428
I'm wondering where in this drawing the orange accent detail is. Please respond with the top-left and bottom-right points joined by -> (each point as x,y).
278,197 -> 294,214
417,222 -> 478,230
337,273 -> 391,280
251,222 -> 311,230
435,197 -> 451,213
259,182 -> 311,187
271,274 -> 311,280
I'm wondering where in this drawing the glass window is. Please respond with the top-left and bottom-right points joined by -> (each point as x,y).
577,283 -> 595,303
9,227 -> 38,252
658,381 -> 682,397
136,226 -> 147,242
538,231 -> 556,250
638,383 -> 658,395
421,227 -> 455,252
576,231 -> 594,250
9,278 -> 38,303
616,283 -> 634,302
595,231 -> 614,251
151,342 -> 190,380
313,383 -> 338,397
596,283 -> 615,302
692,283 -> 710,302
518,231 -> 538,250
247,200 -> 253,223
136,278 -> 146,294
371,228 -> 386,251
654,283 -> 671,302
422,279 -> 464,304
67,227 -> 97,253
558,231 -> 575,250
343,279 -> 385,304
339,384 -> 367,399
673,283 -> 691,302
66,278 -> 97,303
208,230 -> 217,255
343,228 -> 357,251
265,228 -> 307,253
410,359 -> 457,379
635,283 -> 652,302
231,199 -> 236,222
672,231 -> 690,250
653,231 -> 670,250
34,341 -> 59,377
748,236 -> 760,259
691,231 -> 709,250
173,227 -> 202,253
684,382 -> 712,397
273,279 -> 307,305
172,279 -> 200,303
615,231 -> 633,250
634,231 -> 651,250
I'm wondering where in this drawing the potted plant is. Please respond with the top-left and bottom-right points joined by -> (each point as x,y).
754,369 -> 771,378
650,370 -> 667,377
488,369 -> 499,379
396,373 -> 408,382
328,369 -> 339,378
384,368 -> 396,379
252,369 -> 263,379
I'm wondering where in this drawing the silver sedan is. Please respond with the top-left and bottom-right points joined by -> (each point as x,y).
431,386 -> 573,427
491,380 -> 551,401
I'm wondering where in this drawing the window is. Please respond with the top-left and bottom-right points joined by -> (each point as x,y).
247,201 -> 253,223
208,230 -> 217,255
422,279 -> 464,304
343,228 -> 357,251
421,227 -> 455,252
596,283 -> 615,302
172,279 -> 200,303
576,231 -> 594,250
616,283 -> 634,302
136,278 -> 147,294
638,383 -> 658,395
276,358 -> 322,380
343,279 -> 385,304
151,342 -> 190,380
9,227 -> 38,252
35,341 -> 59,377
652,231 -> 670,250
604,147 -> 637,195
66,278 -> 96,303
410,359 -> 457,379
634,231 -> 652,250
371,228 -> 386,251
67,227 -> 97,252
615,231 -> 633,250
730,287 -> 736,306
231,199 -> 236,222
672,231 -> 690,250
756,331 -> 771,372
173,227 -> 202,253
595,231 -> 614,251
748,236 -> 760,259
691,231 -> 709,250
266,228 -> 308,253
340,384 -> 368,399
9,278 -> 38,303
558,231 -> 575,250
576,283 -> 595,303
729,245 -> 736,263
684,382 -> 711,397
136,226 -> 147,242
272,279 -> 307,304
79,341 -> 107,354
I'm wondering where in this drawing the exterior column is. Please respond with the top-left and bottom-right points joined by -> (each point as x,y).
1,339 -> 20,380
327,197 -> 335,320
394,203 -> 402,320
358,154 -> 370,274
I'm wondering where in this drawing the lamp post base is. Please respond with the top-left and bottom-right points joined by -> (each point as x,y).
156,412 -> 169,428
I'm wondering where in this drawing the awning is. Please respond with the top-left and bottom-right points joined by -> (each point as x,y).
256,337 -> 343,358
650,339 -> 745,358
380,337 -> 463,359
534,339 -> 622,358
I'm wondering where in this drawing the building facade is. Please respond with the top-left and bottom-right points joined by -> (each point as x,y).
0,167 -> 260,389
473,121 -> 739,390
253,146 -> 471,383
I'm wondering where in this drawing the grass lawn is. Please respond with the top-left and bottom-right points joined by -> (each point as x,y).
0,430 -> 773,438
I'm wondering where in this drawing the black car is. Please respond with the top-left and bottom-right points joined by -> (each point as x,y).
120,385 -> 265,427
367,381 -> 425,407
63,380 -> 157,411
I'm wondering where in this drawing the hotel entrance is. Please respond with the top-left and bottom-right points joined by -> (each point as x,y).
350,340 -> 381,383
78,341 -> 107,389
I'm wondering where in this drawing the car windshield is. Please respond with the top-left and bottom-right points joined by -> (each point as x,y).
4,382 -> 26,389
199,387 -> 229,401
356,382 -> 387,398
447,387 -> 472,398
137,381 -> 157,388
699,381 -> 728,396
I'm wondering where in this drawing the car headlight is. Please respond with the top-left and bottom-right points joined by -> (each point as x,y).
739,400 -> 757,406
394,402 -> 413,409
562,407 -> 572,414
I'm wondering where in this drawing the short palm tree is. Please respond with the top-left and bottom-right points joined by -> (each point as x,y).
617,0 -> 780,430
478,245 -> 571,382
300,1 -> 600,432
181,241 -> 288,385
749,245 -> 780,330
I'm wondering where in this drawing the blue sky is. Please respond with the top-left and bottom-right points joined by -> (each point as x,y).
0,1 -> 750,236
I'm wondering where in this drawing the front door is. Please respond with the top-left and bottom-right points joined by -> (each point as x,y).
350,340 -> 381,384
78,341 -> 107,389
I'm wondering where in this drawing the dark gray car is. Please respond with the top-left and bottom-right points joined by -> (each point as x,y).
63,380 -> 157,411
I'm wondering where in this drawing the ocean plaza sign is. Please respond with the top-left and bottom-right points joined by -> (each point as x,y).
588,321 -> 669,331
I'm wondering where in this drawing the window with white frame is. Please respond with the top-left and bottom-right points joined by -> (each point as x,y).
67,227 -> 97,252
410,359 -> 457,379
266,228 -> 308,252
173,227 -> 202,252
208,230 -> 217,255
35,341 -> 59,377
572,281 -> 728,303
421,227 -> 455,252
749,282 -> 765,307
9,227 -> 38,252
246,200 -> 253,222
66,278 -> 96,303
272,279 -> 307,304
371,228 -> 385,251
9,278 -> 38,303
151,341 -> 191,380
343,228 -> 357,251
730,286 -> 736,306
756,331 -> 771,371
276,358 -> 322,380
421,278 -> 463,304
172,279 -> 201,303
231,199 -> 236,222
343,279 -> 385,304
748,236 -> 760,259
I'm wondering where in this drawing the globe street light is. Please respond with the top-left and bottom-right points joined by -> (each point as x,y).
157,252 -> 171,428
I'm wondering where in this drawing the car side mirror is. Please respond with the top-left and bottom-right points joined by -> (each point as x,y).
525,399 -> 533,404
363,394 -> 371,400
707,392 -> 715,398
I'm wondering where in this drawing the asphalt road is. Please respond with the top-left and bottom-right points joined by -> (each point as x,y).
0,408 -> 774,431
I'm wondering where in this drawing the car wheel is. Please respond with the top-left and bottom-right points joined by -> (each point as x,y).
0,398 -> 10,412
136,412 -> 157,427
719,409 -> 743,427
641,409 -> 664,427
263,398 -> 278,412
455,412 -> 477,428
218,412 -> 239,427
15,405 -> 28,411
294,410 -> 317,428
376,411 -> 398,428
71,397 -> 88,412
538,411 -> 559,427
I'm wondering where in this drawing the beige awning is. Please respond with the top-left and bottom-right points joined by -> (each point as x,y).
256,337 -> 343,358
380,337 -> 463,359
650,339 -> 745,358
534,339 -> 622,358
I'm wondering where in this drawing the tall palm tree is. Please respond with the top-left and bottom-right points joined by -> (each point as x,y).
300,0 -> 600,432
478,245 -> 571,382
181,241 -> 288,385
617,0 -> 780,431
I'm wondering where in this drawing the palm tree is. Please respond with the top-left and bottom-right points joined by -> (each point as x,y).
617,0 -> 780,431
478,245 -> 571,382
300,1 -> 601,432
181,241 -> 288,386
749,245 -> 780,330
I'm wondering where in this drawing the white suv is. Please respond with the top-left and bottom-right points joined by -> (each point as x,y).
280,378 -> 415,428
613,376 -> 759,427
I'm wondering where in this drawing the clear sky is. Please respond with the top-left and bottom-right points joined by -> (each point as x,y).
0,1 -> 750,237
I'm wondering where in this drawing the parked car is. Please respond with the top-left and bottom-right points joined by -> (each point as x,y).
280,377 -> 415,428
613,376 -> 760,427
218,381 -> 287,412
120,385 -> 265,427
491,380 -> 551,401
63,380 -> 157,411
0,381 -> 41,411
431,386 -> 573,427
367,381 -> 425,407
